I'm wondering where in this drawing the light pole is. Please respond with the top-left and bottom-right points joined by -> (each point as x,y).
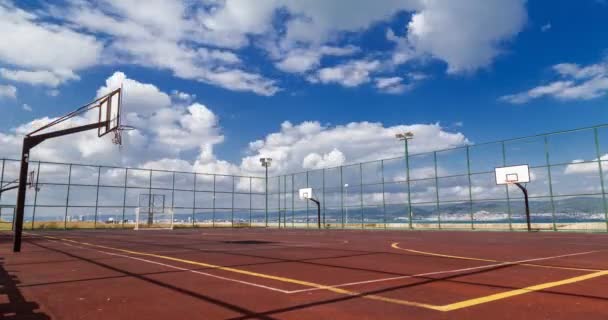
260,158 -> 272,227
396,132 -> 414,229
344,183 -> 349,226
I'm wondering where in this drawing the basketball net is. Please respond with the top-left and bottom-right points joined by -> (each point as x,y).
111,125 -> 135,150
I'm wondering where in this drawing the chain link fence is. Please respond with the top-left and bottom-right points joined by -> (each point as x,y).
1,123 -> 607,232
271,124 -> 608,232
0,161 -> 267,230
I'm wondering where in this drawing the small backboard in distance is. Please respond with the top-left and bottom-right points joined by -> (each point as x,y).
299,188 -> 313,200
495,164 -> 530,185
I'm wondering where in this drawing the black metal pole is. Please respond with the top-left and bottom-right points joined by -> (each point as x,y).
515,183 -> 531,232
308,198 -> 321,229
264,165 -> 268,227
13,137 -> 33,252
13,122 -> 106,252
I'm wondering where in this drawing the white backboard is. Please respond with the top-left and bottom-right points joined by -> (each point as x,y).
495,165 -> 530,185
98,88 -> 122,137
299,188 -> 313,200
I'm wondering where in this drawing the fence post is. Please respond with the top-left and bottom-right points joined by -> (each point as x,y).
192,173 -> 197,227
249,177 -> 252,226
212,175 -> 216,228
466,146 -> 474,230
291,174 -> 295,228
381,160 -> 387,229
277,176 -> 281,229
30,162 -> 41,230
502,142 -> 513,230
594,128 -> 608,231
306,171 -> 309,228
340,166 -> 344,229
0,159 -> 5,202
171,172 -> 175,222
63,163 -> 71,229
433,152 -> 441,229
322,170 -> 326,228
360,163 -> 364,229
231,176 -> 235,228
544,136 -> 557,231
121,168 -> 128,228
94,166 -> 101,229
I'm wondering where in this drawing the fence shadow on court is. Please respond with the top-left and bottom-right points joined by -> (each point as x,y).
27,240 -> 280,320
0,257 -> 51,320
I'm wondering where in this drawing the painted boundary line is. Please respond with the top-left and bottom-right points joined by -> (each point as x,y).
391,242 -> 602,272
38,234 -> 442,311
290,245 -> 601,293
31,234 -> 608,312
46,239 -> 292,294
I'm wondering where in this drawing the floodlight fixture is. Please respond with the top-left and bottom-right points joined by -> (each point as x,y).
395,131 -> 414,140
260,157 -> 272,167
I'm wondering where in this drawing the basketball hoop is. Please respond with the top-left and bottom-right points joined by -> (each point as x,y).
111,125 -> 136,146
28,170 -> 40,192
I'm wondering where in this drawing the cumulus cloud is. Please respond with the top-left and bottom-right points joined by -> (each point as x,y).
0,2 -> 101,71
500,61 -> 608,104
241,120 -> 468,175
0,72 -> 226,171
302,149 -> 346,169
0,68 -> 79,87
394,0 -> 527,73
0,1 -> 528,95
375,76 -> 410,94
0,1 -> 101,92
0,84 -> 17,99
22,103 -> 32,112
310,59 -> 381,87
51,0 -> 279,96
97,72 -> 171,117
564,154 -> 608,175
275,45 -> 360,73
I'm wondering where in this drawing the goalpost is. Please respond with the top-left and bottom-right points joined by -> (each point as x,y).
134,194 -> 174,230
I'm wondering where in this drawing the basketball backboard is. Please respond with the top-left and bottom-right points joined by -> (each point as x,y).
495,165 -> 530,185
98,88 -> 122,137
299,188 -> 313,200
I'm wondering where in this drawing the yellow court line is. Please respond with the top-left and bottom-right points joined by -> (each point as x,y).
41,235 -> 443,311
391,243 -> 601,272
439,270 -> 608,311
36,235 -> 607,312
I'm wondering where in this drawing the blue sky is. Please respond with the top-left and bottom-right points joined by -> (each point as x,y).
0,0 -> 607,177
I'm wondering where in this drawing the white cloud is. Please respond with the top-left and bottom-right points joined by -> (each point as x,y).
375,76 -> 409,94
0,1 -> 527,95
275,45 -> 360,73
241,121 -> 468,175
500,61 -> 608,104
55,0 -> 279,96
22,103 -> 32,112
541,23 -> 552,32
564,155 -> 608,175
0,2 -> 101,72
0,72 -> 226,173
0,84 -> 17,99
0,68 -> 79,87
311,59 -> 381,87
171,90 -> 196,104
391,0 -> 527,73
97,71 -> 171,116
302,149 -> 346,169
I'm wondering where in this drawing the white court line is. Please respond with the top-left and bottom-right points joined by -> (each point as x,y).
46,239 -> 293,294
37,234 -> 600,296
287,250 -> 598,294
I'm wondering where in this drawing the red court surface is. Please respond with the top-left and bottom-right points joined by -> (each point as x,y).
1,228 -> 607,319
